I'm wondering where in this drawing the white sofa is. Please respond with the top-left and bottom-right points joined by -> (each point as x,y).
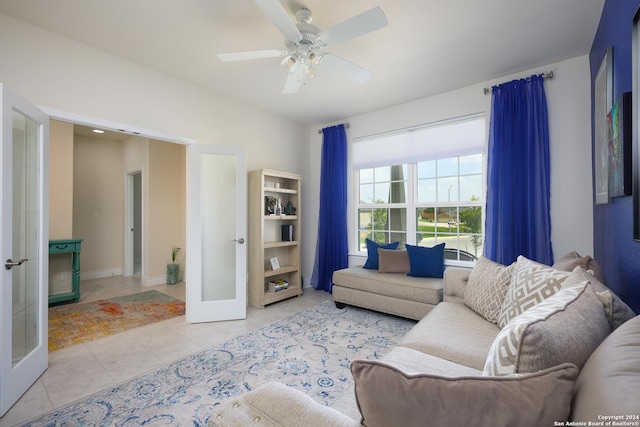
210,254 -> 638,427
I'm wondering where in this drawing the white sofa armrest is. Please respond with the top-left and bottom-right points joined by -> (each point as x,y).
443,267 -> 471,303
209,382 -> 359,427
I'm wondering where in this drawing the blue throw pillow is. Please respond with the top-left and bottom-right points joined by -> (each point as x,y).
405,243 -> 446,278
363,239 -> 399,269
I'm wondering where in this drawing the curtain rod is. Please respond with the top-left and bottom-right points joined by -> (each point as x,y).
317,123 -> 350,134
483,71 -> 554,95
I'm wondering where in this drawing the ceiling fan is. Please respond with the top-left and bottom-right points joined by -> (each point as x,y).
217,0 -> 388,94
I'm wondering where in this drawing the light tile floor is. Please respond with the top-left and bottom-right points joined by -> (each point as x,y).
0,276 -> 333,426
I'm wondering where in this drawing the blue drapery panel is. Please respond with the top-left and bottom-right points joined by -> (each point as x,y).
311,124 -> 348,292
484,74 -> 553,265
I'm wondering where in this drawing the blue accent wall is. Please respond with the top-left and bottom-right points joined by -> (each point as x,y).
590,0 -> 640,313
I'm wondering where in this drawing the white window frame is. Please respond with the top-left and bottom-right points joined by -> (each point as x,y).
352,115 -> 486,267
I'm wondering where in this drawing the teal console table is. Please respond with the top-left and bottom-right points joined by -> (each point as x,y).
48,239 -> 82,305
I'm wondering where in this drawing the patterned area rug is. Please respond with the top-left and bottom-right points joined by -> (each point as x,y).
49,290 -> 186,351
26,301 -> 414,426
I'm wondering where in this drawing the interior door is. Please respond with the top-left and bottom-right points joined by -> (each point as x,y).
186,144 -> 247,323
0,84 -> 49,416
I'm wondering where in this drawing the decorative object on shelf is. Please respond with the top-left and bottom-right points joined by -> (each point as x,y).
270,256 -> 280,271
607,92 -> 632,198
281,224 -> 294,241
265,196 -> 276,215
285,201 -> 296,215
167,246 -> 181,285
268,279 -> 289,292
275,198 -> 283,215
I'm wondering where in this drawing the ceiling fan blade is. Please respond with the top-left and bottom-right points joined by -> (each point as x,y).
217,49 -> 288,62
254,0 -> 302,41
282,66 -> 305,94
322,54 -> 372,84
317,6 -> 387,47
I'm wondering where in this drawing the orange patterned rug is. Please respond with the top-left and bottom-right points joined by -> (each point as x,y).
48,290 -> 185,351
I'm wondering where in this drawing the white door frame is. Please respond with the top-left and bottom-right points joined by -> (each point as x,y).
124,170 -> 142,277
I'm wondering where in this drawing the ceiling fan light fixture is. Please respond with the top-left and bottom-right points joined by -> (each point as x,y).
281,54 -> 298,71
310,52 -> 324,66
306,67 -> 315,79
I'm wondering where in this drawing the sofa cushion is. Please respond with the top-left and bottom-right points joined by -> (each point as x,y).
464,256 -> 514,323
571,314 -> 640,422
553,250 -> 606,284
376,347 -> 483,377
562,266 -> 635,331
484,281 -> 610,376
442,267 -> 471,304
332,267 -> 443,306
209,381 -> 359,427
363,239 -> 399,269
399,302 -> 500,370
351,356 -> 578,427
377,249 -> 410,274
497,255 -> 570,328
405,243 -> 445,278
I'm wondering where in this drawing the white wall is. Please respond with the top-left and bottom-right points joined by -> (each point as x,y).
306,55 -> 594,273
0,13 -> 307,172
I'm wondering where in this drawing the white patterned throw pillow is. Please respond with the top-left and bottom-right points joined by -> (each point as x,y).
484,281 -> 610,376
497,256 -> 570,329
464,256 -> 515,323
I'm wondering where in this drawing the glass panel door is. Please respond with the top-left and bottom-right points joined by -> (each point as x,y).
1,84 -> 49,416
186,144 -> 247,323
11,109 -> 40,366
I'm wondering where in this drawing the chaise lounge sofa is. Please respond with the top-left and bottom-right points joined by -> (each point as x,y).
210,252 -> 639,426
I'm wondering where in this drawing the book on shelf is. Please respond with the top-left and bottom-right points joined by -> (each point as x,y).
268,279 -> 289,292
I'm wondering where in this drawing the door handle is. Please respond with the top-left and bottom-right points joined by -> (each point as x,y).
5,258 -> 28,270
234,238 -> 245,244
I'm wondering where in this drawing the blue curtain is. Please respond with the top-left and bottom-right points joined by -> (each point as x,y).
311,124 -> 348,292
484,75 -> 553,265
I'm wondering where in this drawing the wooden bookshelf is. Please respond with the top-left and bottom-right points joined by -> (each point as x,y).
248,169 -> 302,308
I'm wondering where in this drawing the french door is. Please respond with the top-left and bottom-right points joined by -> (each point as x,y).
186,144 -> 247,323
0,84 -> 49,416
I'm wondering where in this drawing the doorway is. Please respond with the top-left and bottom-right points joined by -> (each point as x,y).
125,171 -> 143,277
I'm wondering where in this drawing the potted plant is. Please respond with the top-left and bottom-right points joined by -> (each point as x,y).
167,247 -> 181,285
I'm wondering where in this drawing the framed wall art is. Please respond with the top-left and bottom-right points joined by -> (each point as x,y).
594,46 -> 613,205
633,10 -> 640,241
607,92 -> 632,198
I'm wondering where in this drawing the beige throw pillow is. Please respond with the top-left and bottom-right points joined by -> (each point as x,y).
562,266 -> 635,331
484,281 -> 610,376
464,256 -> 514,323
377,249 -> 410,274
553,250 -> 606,284
497,255 -> 570,328
351,358 -> 578,427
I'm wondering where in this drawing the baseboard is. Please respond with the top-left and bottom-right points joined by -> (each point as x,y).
143,275 -> 169,286
81,268 -> 122,280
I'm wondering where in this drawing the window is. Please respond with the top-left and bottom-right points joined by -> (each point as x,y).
355,115 -> 485,264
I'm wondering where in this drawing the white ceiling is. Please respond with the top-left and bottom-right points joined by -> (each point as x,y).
0,0 -> 604,126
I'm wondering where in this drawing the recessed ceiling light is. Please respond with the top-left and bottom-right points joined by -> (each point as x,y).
92,129 -> 105,134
